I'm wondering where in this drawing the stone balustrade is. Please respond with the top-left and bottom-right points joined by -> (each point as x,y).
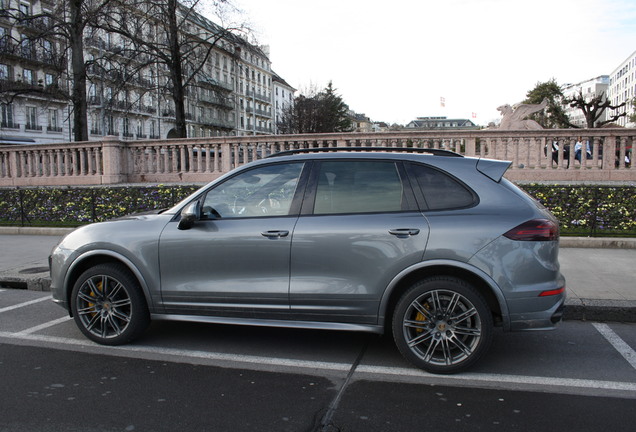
0,129 -> 634,187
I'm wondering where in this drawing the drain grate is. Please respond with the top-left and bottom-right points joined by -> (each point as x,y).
19,267 -> 50,274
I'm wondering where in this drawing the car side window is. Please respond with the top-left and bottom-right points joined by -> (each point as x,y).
202,163 -> 304,218
313,161 -> 406,214
410,163 -> 476,210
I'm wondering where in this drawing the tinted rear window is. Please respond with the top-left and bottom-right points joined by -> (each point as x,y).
314,161 -> 406,214
411,164 -> 476,210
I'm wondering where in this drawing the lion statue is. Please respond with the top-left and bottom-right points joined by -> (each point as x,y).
496,98 -> 548,130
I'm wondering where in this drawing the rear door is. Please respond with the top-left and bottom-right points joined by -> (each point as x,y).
289,160 -> 430,324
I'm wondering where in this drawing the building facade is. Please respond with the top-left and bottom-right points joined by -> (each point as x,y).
405,116 -> 479,130
1,0 -> 69,144
607,50 -> 636,127
271,72 -> 295,134
1,0 -> 291,144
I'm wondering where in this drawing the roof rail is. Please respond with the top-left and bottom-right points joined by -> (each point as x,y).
266,147 -> 463,158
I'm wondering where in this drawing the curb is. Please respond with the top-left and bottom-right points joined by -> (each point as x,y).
0,227 -> 76,236
559,237 -> 636,249
564,298 -> 636,323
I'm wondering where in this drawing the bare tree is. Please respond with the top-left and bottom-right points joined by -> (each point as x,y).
564,91 -> 626,128
94,0 -> 249,138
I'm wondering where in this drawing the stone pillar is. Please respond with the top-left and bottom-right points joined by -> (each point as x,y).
101,138 -> 128,184
602,134 -> 615,171
465,137 -> 476,157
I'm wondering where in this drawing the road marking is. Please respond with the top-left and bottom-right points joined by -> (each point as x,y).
593,322 -> 636,370
355,365 -> 636,392
0,296 -> 50,314
1,331 -> 635,394
15,316 -> 72,336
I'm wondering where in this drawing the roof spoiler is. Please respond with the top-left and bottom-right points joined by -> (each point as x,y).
476,159 -> 512,182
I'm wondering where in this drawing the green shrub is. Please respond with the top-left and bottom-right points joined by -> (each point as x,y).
521,185 -> 636,237
0,185 -> 198,227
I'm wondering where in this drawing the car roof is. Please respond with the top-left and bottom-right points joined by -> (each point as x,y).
266,147 -> 463,158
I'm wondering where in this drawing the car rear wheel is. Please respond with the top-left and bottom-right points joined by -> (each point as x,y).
71,263 -> 150,345
392,276 -> 493,374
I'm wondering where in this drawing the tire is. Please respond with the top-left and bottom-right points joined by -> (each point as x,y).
392,276 -> 493,374
71,263 -> 150,345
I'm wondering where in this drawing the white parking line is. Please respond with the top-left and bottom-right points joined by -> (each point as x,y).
15,316 -> 72,336
593,322 -> 636,370
0,296 -> 50,314
1,331 -> 635,394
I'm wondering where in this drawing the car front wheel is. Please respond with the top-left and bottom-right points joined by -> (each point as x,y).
392,276 -> 493,374
71,263 -> 150,345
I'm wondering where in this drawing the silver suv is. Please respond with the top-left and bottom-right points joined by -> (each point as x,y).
50,148 -> 566,373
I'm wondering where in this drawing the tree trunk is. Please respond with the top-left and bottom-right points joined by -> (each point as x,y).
70,0 -> 89,141
167,0 -> 187,138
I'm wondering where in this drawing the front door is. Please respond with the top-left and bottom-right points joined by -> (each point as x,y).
159,162 -> 306,317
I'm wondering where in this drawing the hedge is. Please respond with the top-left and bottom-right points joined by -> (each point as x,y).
521,185 -> 636,237
0,185 -> 198,228
0,184 -> 634,237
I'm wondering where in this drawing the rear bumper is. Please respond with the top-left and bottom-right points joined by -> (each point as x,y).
508,296 -> 566,331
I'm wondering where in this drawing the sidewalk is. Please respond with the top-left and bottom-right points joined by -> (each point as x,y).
1,229 -> 635,322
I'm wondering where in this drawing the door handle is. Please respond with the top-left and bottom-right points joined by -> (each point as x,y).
389,228 -> 420,237
261,230 -> 290,238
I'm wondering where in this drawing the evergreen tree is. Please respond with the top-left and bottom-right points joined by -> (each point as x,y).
278,81 -> 352,134
523,79 -> 571,128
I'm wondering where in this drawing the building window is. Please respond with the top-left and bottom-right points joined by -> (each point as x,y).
19,2 -> 31,16
26,106 -> 38,129
1,103 -> 15,128
48,109 -> 62,132
106,115 -> 114,135
0,63 -> 9,80
20,34 -> 32,59
0,27 -> 8,51
123,117 -> 131,137
23,68 -> 34,84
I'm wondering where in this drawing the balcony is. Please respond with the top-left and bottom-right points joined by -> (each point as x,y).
198,93 -> 234,110
246,90 -> 271,104
197,75 -> 233,92
1,121 -> 19,129
25,123 -> 42,131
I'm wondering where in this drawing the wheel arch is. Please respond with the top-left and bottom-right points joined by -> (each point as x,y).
64,250 -> 154,317
379,261 -> 510,333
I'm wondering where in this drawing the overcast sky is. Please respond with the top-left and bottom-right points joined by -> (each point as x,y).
230,0 -> 636,126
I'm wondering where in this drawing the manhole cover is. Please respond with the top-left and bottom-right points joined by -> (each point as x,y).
19,267 -> 49,274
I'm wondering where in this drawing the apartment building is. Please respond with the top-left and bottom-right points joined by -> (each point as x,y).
1,0 -> 69,144
271,72 -> 294,134
561,75 -> 609,128
1,0 -> 287,144
607,50 -> 636,127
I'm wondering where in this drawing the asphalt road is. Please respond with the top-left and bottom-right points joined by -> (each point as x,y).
1,288 -> 636,431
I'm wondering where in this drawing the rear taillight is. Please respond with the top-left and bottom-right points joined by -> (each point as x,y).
503,219 -> 559,241
539,287 -> 565,297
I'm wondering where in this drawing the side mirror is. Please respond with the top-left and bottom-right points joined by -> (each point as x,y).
178,202 -> 199,230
